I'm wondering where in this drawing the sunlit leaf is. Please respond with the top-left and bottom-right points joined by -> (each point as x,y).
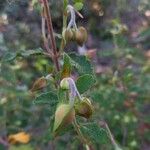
74,2 -> 83,11
8,132 -> 30,144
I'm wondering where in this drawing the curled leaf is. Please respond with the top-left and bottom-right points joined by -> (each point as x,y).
8,132 -> 30,144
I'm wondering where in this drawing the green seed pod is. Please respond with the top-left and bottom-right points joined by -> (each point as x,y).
53,104 -> 75,134
60,78 -> 70,90
75,26 -> 88,46
75,97 -> 93,119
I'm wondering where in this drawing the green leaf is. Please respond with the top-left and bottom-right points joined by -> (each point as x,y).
81,122 -> 108,144
34,92 -> 58,106
2,52 -> 17,62
20,48 -> 43,57
76,74 -> 96,94
74,0 -> 83,3
61,53 -> 72,78
69,53 -> 94,75
9,145 -> 33,150
0,64 -> 16,83
74,2 -> 83,11
63,0 -> 68,9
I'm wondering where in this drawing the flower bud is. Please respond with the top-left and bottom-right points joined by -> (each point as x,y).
53,104 -> 75,134
60,78 -> 70,90
75,97 -> 93,119
75,27 -> 88,46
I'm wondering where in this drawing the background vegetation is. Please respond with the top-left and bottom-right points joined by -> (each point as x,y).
0,0 -> 150,150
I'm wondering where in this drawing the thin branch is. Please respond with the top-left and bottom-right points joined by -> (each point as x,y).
42,0 -> 60,71
73,118 -> 92,150
99,121 -> 122,150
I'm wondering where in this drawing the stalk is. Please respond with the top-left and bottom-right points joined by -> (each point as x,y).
42,0 -> 60,71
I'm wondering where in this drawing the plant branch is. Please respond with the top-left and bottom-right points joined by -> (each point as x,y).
42,0 -> 60,71
73,118 -> 91,150
99,121 -> 122,150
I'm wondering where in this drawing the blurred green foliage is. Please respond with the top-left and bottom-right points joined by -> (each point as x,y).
0,0 -> 150,150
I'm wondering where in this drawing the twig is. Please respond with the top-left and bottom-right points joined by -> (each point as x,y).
73,118 -> 92,150
99,121 -> 122,150
42,0 -> 60,71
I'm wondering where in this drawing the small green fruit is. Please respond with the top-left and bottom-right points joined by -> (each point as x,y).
60,78 -> 70,90
53,104 -> 75,134
75,97 -> 93,119
75,27 -> 88,46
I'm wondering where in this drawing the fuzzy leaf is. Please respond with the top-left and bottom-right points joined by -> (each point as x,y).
81,122 -> 108,144
2,52 -> 17,62
76,74 -> 96,94
34,92 -> 58,106
69,53 -> 94,75
20,48 -> 43,57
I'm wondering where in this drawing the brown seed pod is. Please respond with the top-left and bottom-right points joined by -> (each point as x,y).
62,29 -> 74,42
31,76 -> 47,92
75,97 -> 93,119
75,26 -> 88,46
53,104 -> 75,135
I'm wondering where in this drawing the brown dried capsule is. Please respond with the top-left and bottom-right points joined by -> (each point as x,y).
75,97 -> 93,119
75,27 -> 88,46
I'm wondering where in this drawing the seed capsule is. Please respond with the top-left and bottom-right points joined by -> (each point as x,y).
75,27 -> 88,46
75,97 -> 93,119
62,29 -> 74,42
53,104 -> 75,134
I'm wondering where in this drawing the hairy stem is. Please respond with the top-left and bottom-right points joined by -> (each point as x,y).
59,1 -> 68,53
42,0 -> 60,71
73,118 -> 91,150
99,121 -> 122,150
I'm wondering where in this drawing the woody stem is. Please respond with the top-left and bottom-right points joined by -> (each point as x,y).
42,0 -> 60,72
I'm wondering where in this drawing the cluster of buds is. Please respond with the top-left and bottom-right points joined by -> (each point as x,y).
53,77 -> 93,135
62,5 -> 88,46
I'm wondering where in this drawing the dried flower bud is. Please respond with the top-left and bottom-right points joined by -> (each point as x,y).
31,76 -> 47,92
53,104 -> 75,134
75,97 -> 93,118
